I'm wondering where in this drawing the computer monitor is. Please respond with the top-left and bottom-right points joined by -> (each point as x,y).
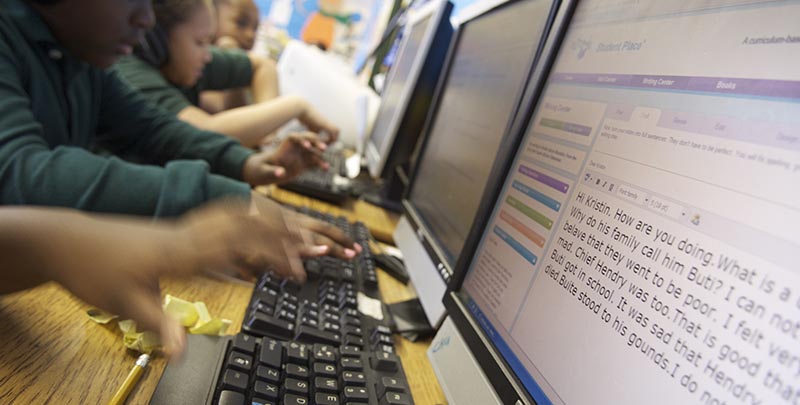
436,1 -> 800,404
393,0 -> 561,329
364,0 -> 453,180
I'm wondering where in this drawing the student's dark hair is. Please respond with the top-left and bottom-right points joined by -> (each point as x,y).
134,0 -> 212,68
26,0 -> 63,4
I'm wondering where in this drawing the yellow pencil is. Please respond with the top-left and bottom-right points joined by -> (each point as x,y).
109,354 -> 150,405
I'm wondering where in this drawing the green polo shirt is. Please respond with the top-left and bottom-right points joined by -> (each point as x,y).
113,48 -> 253,115
0,0 -> 254,217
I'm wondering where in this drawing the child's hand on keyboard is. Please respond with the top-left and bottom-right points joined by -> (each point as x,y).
246,132 -> 330,184
289,212 -> 362,260
248,194 -> 362,272
297,102 -> 340,142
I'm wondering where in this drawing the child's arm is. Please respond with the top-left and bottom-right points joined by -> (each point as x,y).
179,94 -> 338,147
0,199 -> 358,355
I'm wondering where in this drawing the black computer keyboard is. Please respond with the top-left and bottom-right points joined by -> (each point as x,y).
150,332 -> 415,405
280,149 -> 352,205
150,207 -> 417,404
241,208 -> 391,350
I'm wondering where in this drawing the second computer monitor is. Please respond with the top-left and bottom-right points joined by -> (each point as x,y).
394,0 -> 559,327
364,0 -> 453,179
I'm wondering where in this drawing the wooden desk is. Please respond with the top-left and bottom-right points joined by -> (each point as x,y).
0,203 -> 446,404
262,185 -> 400,244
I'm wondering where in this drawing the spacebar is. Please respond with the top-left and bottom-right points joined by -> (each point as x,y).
295,325 -> 341,345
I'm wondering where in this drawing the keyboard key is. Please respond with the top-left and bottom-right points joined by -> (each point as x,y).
322,321 -> 341,333
304,308 -> 320,319
247,312 -> 293,339
314,392 -> 341,405
284,378 -> 310,395
257,274 -> 280,290
253,288 -> 278,307
342,326 -> 362,338
220,369 -> 248,392
344,335 -> 364,348
321,266 -> 339,280
295,325 -> 340,345
343,386 -> 370,402
377,344 -> 395,354
259,338 -> 283,368
322,312 -> 341,323
341,268 -> 356,282
377,376 -> 406,398
255,365 -> 281,384
252,302 -> 274,316
285,342 -> 308,365
321,293 -> 339,306
371,352 -> 400,372
371,333 -> 393,347
253,381 -> 279,400
374,325 -> 392,335
277,308 -> 297,322
305,259 -> 322,278
343,315 -> 361,327
250,397 -> 276,405
313,362 -> 337,377
315,377 -> 339,393
341,297 -> 358,309
340,357 -> 363,371
301,300 -> 319,312
339,345 -> 361,358
232,334 -> 256,354
341,371 -> 366,386
313,344 -> 337,363
286,363 -> 310,379
299,315 -> 319,328
381,391 -> 412,405
280,292 -> 300,305
218,390 -> 245,405
283,394 -> 309,405
226,351 -> 253,372
278,300 -> 299,314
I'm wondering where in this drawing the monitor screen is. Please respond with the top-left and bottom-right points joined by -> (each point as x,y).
457,1 -> 800,404
368,15 -> 432,161
407,0 -> 553,265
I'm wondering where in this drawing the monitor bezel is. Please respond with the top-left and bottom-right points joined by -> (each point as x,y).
401,0 -> 563,287
365,0 -> 453,179
441,1 -> 578,403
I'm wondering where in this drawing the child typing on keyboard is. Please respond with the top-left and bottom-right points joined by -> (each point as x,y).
0,200 -> 331,356
0,0 -> 358,253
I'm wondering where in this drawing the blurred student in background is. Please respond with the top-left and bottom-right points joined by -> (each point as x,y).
114,0 -> 338,149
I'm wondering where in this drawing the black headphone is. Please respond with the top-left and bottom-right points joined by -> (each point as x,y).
134,24 -> 170,68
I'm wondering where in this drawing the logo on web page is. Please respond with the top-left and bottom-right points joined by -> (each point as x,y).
571,38 -> 592,60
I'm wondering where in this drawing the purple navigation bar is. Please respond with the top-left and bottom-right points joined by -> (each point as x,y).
550,73 -> 800,100
518,165 -> 569,193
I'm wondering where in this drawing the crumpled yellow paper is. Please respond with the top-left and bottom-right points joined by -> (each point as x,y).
87,294 -> 232,354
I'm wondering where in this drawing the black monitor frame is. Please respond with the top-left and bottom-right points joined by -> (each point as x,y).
401,0 -> 565,287
364,0 -> 454,180
440,0 -> 578,403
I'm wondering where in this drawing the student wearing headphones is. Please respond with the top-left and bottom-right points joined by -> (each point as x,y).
0,0 -> 359,258
0,200 -> 310,356
113,0 -> 337,148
